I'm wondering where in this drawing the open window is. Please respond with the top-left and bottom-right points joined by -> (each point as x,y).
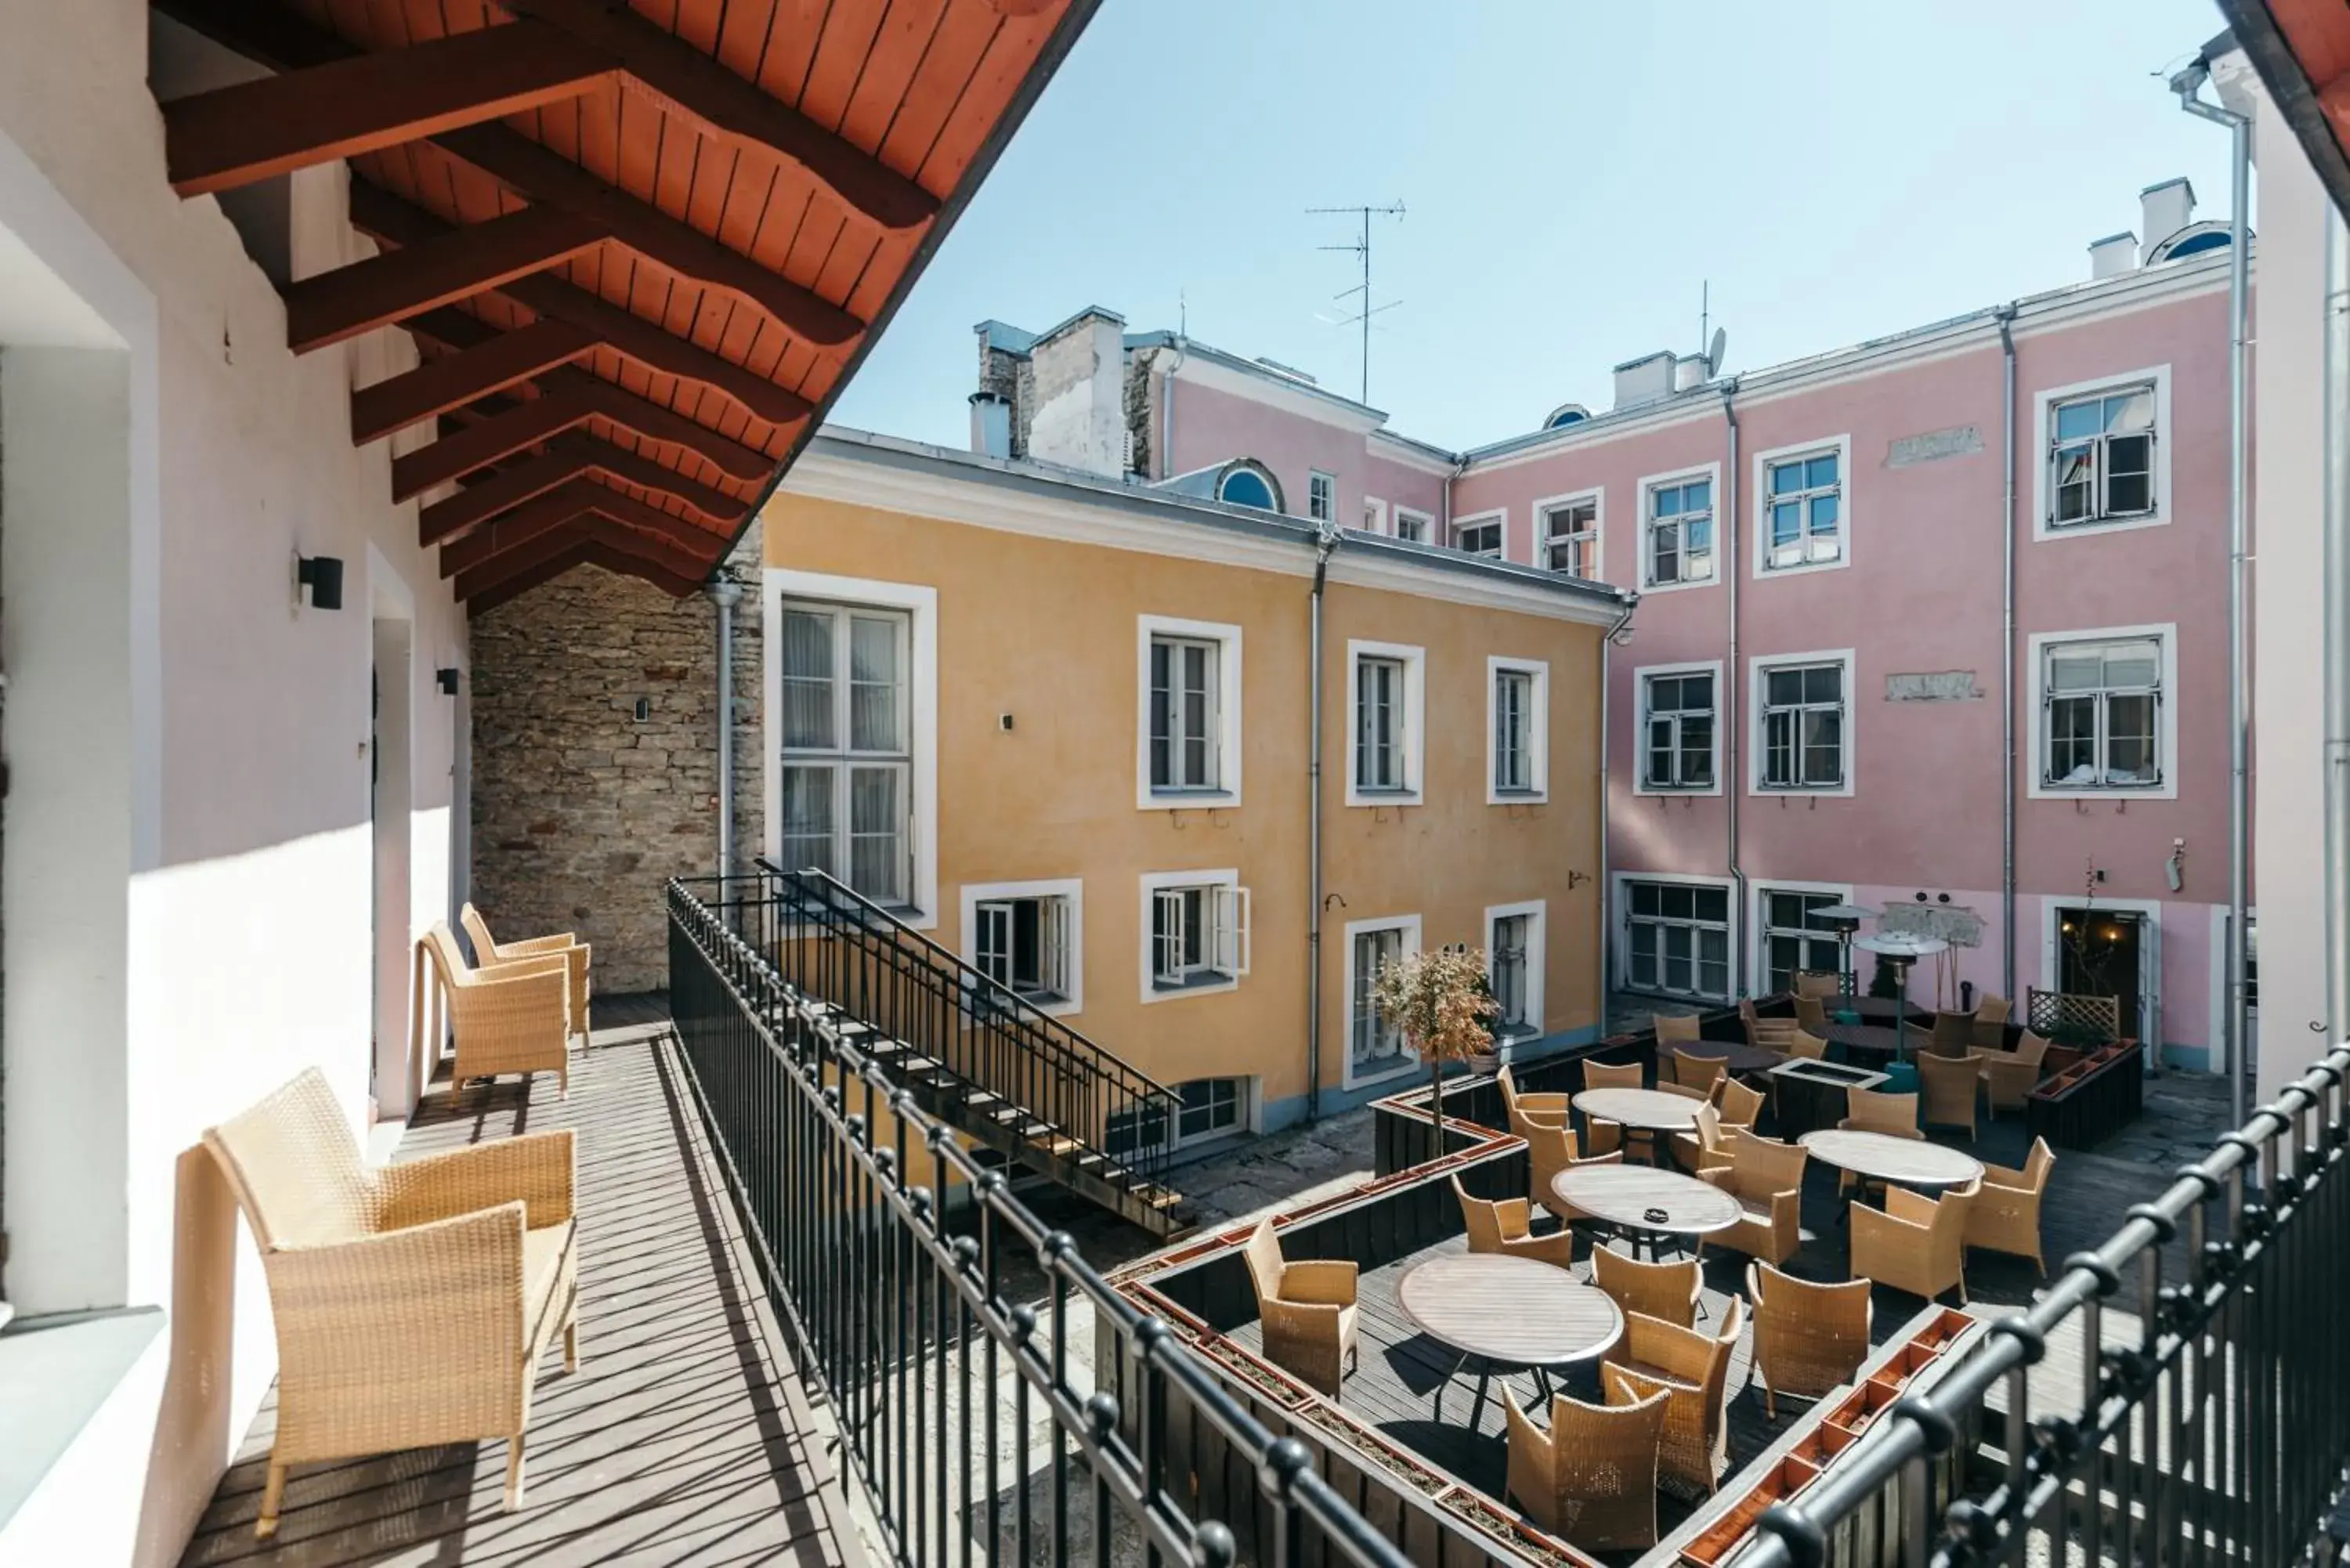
963,879 -> 1083,1015
1142,871 -> 1251,1001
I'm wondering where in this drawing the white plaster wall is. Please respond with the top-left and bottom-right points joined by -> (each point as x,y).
1026,313 -> 1126,476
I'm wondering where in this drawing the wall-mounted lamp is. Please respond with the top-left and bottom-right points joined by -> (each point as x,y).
436,667 -> 461,695
296,555 -> 345,610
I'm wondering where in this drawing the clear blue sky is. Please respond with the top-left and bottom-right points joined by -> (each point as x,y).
831,0 -> 2241,453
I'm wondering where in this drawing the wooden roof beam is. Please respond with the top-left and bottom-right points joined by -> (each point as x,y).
392,389 -> 596,503
418,435 -> 743,544
440,479 -> 721,578
351,316 -> 596,443
457,525 -> 705,608
164,21 -> 612,196
284,204 -> 602,352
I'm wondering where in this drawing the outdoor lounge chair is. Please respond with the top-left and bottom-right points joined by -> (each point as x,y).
1695,1134 -> 1807,1265
1918,1050 -> 1987,1136
1928,1010 -> 1978,1057
417,922 -> 575,1097
1603,1299 -> 1745,1497
1668,1049 -> 1726,1097
1837,1087 -> 1922,1191
1455,1176 -> 1576,1269
1785,1029 -> 1828,1060
1793,994 -> 1829,1034
202,1068 -> 580,1538
1654,1013 -> 1702,1046
1580,1057 -> 1646,1159
1850,1179 -> 1979,1304
1983,1031 -> 2052,1115
1498,1064 -> 1571,1130
462,901 -> 591,1045
1505,1382 -> 1669,1552
1591,1242 -> 1700,1328
1717,1078 -> 1765,1133
1243,1219 -> 1359,1398
1670,1103 -> 1730,1172
1793,970 -> 1843,999
1747,1263 -> 1870,1416
1965,1136 -> 2055,1275
1972,994 -> 2014,1050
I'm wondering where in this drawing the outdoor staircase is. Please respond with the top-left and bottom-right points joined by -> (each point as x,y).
762,866 -> 1190,1237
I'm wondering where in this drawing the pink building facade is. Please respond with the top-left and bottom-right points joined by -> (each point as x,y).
974,189 -> 2244,1065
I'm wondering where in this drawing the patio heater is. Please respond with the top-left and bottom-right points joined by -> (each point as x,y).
1814,903 -> 1877,998
1854,932 -> 1948,1063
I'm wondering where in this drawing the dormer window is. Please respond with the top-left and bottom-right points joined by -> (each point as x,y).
1217,462 -> 1281,511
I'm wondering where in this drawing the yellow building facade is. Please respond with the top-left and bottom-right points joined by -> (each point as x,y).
762,430 -> 1629,1138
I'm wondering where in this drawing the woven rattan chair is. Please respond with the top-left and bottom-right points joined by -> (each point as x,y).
1654,1013 -> 1702,1046
1747,1263 -> 1871,1416
1983,1032 -> 2052,1115
1851,1179 -> 1979,1304
1505,1382 -> 1669,1552
1718,1078 -> 1764,1133
1928,1010 -> 1977,1058
417,923 -> 574,1097
462,902 -> 591,1045
1455,1176 -> 1577,1270
1918,1050 -> 1987,1136
1592,1242 -> 1700,1328
1498,1064 -> 1572,1131
1603,1298 -> 1746,1497
1793,970 -> 1842,1000
1972,995 -> 2012,1051
1670,1103 -> 1730,1172
1582,1057 -> 1646,1159
1520,1115 -> 1577,1195
203,1068 -> 580,1537
1965,1137 -> 2055,1274
1243,1220 -> 1358,1397
1541,1146 -> 1623,1226
1785,1029 -> 1829,1061
1695,1134 -> 1807,1265
1668,1049 -> 1726,1097
1838,1087 -> 1922,1192
1793,994 -> 1828,1034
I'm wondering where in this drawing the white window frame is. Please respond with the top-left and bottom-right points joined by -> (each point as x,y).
1633,659 -> 1723,797
2032,364 -> 2172,541
764,569 -> 939,928
1308,470 -> 1338,523
1173,1076 -> 1256,1146
1750,433 -> 1853,579
1486,655 -> 1550,804
1345,638 -> 1426,807
1484,898 -> 1548,1050
1342,912 -> 1423,1089
1613,871 -> 1737,1003
1748,647 -> 1857,798
1137,614 -> 1244,810
1362,496 -> 1388,534
2026,623 -> 2178,800
1139,868 -> 1250,1004
1637,461 -> 1722,593
1452,508 -> 1505,559
2040,897 -> 2164,1050
1535,489 -> 1603,581
959,878 -> 1084,1017
1392,506 -> 1434,545
1747,878 -> 1854,999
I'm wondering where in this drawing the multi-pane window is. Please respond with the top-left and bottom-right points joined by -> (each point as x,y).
1148,634 -> 1220,793
1363,497 -> 1385,533
1394,509 -> 1430,544
1759,662 -> 1846,790
1454,516 -> 1502,558
2043,637 -> 2162,788
1762,450 -> 1842,569
1309,471 -> 1337,523
1350,926 -> 1408,1075
974,894 -> 1075,1005
1150,882 -> 1251,991
1543,497 -> 1598,579
1177,1078 -> 1243,1142
2050,384 -> 2157,526
1355,656 -> 1408,791
779,602 -> 912,903
1626,881 -> 1731,1000
1761,890 -> 1845,995
1490,915 -> 1533,1036
1643,670 -> 1716,789
1493,669 -> 1536,794
1646,476 -> 1714,586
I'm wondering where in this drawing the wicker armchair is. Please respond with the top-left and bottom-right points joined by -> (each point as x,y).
1842,1087 -> 1921,1137
1972,995 -> 2013,1051
1694,1135 -> 1807,1265
1520,1115 -> 1577,1196
1918,1050 -> 1987,1136
1786,1029 -> 1828,1061
1654,1013 -> 1703,1046
1983,1032 -> 2052,1115
1505,1383 -> 1669,1552
1499,1064 -> 1572,1131
1602,1299 -> 1746,1498
461,902 -> 591,1045
202,1068 -> 580,1537
1581,1058 -> 1646,1159
1850,1180 -> 1979,1304
1718,1078 -> 1764,1133
1591,1242 -> 1700,1328
1667,1049 -> 1726,1097
1965,1137 -> 2055,1274
1793,970 -> 1842,1000
1747,1263 -> 1870,1417
1670,1104 -> 1729,1172
1538,1146 -> 1623,1227
1793,994 -> 1828,1034
1928,1010 -> 1977,1057
418,923 -> 574,1097
1243,1220 -> 1359,1397
1454,1176 -> 1576,1270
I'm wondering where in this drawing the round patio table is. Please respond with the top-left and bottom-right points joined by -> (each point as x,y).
1670,1039 -> 1788,1077
1549,1163 -> 1741,1259
1574,1086 -> 1702,1166
1798,1129 -> 1983,1191
1394,1253 -> 1622,1429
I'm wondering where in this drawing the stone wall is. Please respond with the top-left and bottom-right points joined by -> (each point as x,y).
469,524 -> 762,995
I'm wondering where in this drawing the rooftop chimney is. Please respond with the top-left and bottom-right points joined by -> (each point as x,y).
1672,354 -> 1708,392
2088,231 -> 2138,280
1612,351 -> 1676,410
968,392 -> 1010,460
2139,178 -> 2196,261
1024,306 -> 1128,477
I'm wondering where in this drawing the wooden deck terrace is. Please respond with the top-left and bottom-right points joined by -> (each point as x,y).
179,999 -> 862,1568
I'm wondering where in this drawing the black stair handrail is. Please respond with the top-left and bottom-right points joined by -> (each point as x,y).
750,860 -> 1183,1193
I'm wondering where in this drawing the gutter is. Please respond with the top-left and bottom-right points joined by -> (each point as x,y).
1307,523 -> 1343,1122
1159,335 -> 1187,481
1995,304 -> 2019,1001
2326,211 -> 2350,1042
1596,597 -> 1639,1038
1719,380 -> 1748,995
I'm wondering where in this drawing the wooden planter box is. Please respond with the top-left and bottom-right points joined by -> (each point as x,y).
2026,1039 -> 2146,1149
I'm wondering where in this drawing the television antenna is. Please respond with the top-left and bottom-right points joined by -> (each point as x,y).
1699,280 -> 1728,377
1309,201 -> 1405,404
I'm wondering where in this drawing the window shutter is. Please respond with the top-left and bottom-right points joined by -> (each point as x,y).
1153,889 -> 1183,984
1216,886 -> 1253,977
1042,898 -> 1070,998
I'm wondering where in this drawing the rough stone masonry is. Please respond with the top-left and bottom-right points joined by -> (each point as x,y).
468,521 -> 763,995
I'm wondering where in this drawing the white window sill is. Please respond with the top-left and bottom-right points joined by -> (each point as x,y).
2034,511 -> 2170,542
2028,780 -> 2176,802
1755,555 -> 1849,579
1638,576 -> 1719,595
1144,973 -> 1240,1005
1634,781 -> 1723,798
1347,788 -> 1423,809
1750,783 -> 1854,800
1489,788 -> 1549,807
1143,790 -> 1238,811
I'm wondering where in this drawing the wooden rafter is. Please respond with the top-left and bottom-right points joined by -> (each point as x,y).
284,205 -> 602,352
350,317 -> 596,443
418,436 -> 743,545
457,527 -> 703,608
392,391 -> 595,503
438,477 -> 721,577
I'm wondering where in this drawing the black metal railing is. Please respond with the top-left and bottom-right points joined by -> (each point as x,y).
1733,1042 -> 2350,1568
667,876 -> 1408,1568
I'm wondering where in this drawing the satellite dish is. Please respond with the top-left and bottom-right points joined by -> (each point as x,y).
1705,327 -> 1729,378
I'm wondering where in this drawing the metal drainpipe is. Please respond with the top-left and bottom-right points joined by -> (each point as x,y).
1995,304 -> 2019,1001
1307,524 -> 1342,1123
1159,337 -> 1186,479
1720,381 -> 1747,995
2325,211 -> 2350,1041
2177,66 -> 2252,1117
1597,598 -> 1638,1039
709,577 -> 743,878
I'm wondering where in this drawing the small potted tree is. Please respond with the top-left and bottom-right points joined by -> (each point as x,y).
1372,944 -> 1500,1139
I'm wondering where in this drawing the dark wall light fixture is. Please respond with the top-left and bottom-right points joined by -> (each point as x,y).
436,668 -> 461,695
295,554 -> 345,610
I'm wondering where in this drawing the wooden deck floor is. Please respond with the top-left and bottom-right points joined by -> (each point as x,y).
180,999 -> 859,1568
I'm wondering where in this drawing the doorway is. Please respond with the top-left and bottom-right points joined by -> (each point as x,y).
2055,904 -> 2150,1043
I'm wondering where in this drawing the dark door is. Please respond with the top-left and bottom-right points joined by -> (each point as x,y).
2056,905 -> 2144,1042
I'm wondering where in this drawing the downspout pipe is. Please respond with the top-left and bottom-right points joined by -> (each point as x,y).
1159,335 -> 1187,480
1995,304 -> 2019,1001
2175,63 -> 2252,1118
1597,598 -> 1639,1039
1720,380 -> 1747,995
2325,211 -> 2350,1042
708,576 -> 744,880
1307,523 -> 1342,1123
